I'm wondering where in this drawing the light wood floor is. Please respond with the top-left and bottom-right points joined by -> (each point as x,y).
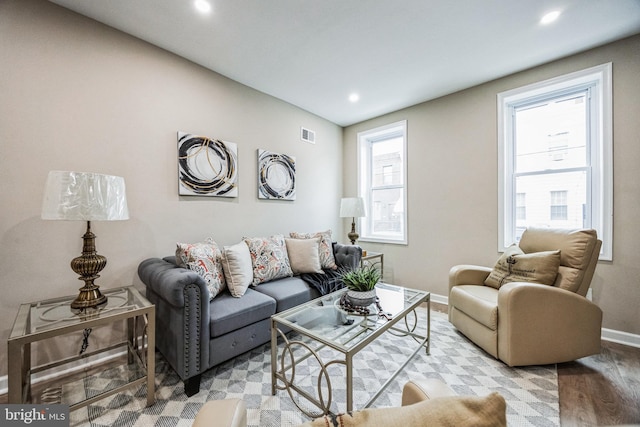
3,304 -> 639,426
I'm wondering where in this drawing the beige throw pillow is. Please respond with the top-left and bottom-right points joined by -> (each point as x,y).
289,229 -> 337,270
484,245 -> 561,289
303,392 -> 506,427
285,237 -> 323,275
221,241 -> 253,297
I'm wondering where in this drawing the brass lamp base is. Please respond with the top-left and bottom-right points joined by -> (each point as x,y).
347,218 -> 359,245
70,221 -> 108,310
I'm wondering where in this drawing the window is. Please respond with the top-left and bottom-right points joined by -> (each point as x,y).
357,120 -> 407,244
498,63 -> 612,259
550,191 -> 568,221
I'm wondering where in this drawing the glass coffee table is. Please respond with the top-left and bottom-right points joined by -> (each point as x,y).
270,282 -> 430,417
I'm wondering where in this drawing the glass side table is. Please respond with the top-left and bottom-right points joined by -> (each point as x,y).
7,286 -> 155,411
361,251 -> 384,279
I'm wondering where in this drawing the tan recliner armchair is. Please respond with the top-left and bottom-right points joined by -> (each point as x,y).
449,227 -> 603,366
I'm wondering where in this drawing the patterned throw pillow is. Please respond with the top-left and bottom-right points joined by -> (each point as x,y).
289,229 -> 337,270
484,244 -> 561,289
176,239 -> 226,300
243,234 -> 293,285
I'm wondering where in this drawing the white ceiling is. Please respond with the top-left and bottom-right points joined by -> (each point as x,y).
49,0 -> 640,127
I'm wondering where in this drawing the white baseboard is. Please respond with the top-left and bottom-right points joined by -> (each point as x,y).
601,327 -> 640,348
2,294 -> 638,395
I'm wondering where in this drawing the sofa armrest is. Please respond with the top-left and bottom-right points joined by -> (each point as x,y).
401,379 -> 457,406
497,282 -> 603,366
333,242 -> 362,270
138,257 -> 211,386
138,257 -> 209,308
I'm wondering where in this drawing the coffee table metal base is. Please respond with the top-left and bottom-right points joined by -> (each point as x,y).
270,295 -> 430,418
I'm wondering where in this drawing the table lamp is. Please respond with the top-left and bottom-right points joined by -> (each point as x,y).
340,197 -> 366,244
41,171 -> 129,309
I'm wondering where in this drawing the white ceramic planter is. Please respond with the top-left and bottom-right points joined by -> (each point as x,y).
346,288 -> 377,307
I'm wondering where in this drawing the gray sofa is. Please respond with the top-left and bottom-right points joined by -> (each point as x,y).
138,242 -> 362,396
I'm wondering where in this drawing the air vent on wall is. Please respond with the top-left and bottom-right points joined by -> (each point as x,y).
301,127 -> 315,144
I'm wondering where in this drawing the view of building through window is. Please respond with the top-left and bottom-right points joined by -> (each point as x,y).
371,137 -> 403,234
513,92 -> 588,241
358,120 -> 407,244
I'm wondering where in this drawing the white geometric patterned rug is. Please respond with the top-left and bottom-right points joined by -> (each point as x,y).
68,309 -> 559,427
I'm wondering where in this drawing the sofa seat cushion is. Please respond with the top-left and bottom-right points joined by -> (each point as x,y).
253,276 -> 320,312
449,285 -> 499,330
209,289 -> 276,338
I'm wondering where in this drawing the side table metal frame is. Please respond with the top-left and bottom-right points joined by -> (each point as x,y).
7,286 -> 155,411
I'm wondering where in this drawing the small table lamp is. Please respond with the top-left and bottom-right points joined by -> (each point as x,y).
41,171 -> 129,309
340,197 -> 366,244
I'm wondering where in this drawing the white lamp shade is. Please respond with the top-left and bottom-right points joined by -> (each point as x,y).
340,197 -> 366,218
41,171 -> 129,221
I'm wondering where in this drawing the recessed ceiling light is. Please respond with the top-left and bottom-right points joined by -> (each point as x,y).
194,0 -> 212,14
540,10 -> 561,25
348,93 -> 360,103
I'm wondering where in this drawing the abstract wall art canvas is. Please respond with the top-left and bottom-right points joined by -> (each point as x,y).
177,131 -> 238,197
257,149 -> 296,200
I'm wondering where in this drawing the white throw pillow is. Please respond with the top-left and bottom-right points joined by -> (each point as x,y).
285,237 -> 324,275
221,241 -> 253,297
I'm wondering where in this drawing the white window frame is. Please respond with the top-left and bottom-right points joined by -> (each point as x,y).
357,120 -> 408,245
498,63 -> 613,260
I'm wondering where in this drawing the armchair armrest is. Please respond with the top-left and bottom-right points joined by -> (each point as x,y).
449,265 -> 492,292
497,282 -> 602,366
193,398 -> 247,427
401,379 -> 457,406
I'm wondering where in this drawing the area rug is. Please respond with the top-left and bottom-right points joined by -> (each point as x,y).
69,309 -> 559,427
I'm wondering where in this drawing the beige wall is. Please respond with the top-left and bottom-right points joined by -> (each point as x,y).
0,0 -> 343,377
344,35 -> 640,337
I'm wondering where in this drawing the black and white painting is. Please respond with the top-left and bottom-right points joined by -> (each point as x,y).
177,131 -> 238,197
257,149 -> 296,200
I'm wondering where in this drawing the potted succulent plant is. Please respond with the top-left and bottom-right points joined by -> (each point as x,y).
340,264 -> 382,307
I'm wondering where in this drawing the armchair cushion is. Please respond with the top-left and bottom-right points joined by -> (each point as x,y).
484,245 -> 560,289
